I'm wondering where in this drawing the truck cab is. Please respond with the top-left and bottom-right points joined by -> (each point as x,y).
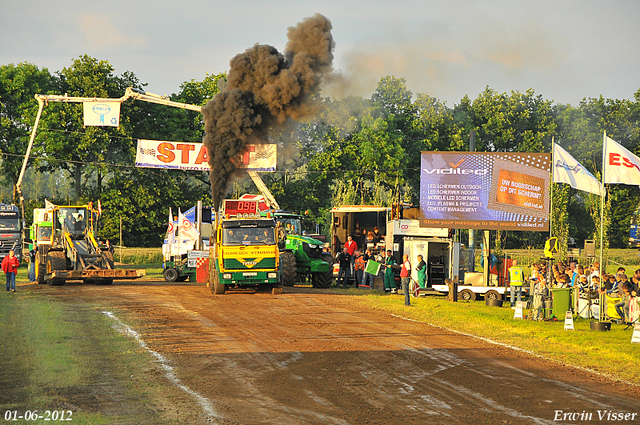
211,200 -> 282,294
0,203 -> 23,262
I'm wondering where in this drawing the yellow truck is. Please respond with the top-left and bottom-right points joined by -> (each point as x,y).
211,199 -> 282,295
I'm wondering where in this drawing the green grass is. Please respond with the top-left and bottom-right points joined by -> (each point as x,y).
0,292 -> 187,424
112,247 -> 163,265
336,287 -> 640,385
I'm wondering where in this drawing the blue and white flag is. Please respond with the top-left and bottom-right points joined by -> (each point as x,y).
553,144 -> 603,196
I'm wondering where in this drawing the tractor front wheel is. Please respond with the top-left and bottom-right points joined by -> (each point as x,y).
279,251 -> 298,287
164,268 -> 179,282
35,250 -> 46,284
312,271 -> 333,289
46,251 -> 66,286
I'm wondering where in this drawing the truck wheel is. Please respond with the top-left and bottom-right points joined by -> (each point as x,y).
164,268 -> 179,282
213,275 -> 225,295
46,251 -> 66,286
35,251 -> 46,284
458,289 -> 476,301
279,251 -> 297,287
485,290 -> 502,301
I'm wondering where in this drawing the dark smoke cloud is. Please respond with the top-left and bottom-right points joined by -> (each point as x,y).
202,13 -> 334,209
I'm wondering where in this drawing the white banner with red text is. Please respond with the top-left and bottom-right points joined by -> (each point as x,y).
135,139 -> 277,171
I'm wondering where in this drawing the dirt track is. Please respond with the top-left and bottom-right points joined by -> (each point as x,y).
36,281 -> 640,424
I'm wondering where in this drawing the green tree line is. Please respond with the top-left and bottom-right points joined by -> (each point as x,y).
2,57 -> 639,248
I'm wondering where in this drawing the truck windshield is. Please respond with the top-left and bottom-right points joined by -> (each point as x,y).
0,219 -> 19,231
223,228 -> 275,246
37,226 -> 53,241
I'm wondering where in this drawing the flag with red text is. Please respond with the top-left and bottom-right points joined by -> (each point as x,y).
603,136 -> 640,185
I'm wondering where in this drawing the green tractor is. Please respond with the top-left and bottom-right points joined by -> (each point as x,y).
272,212 -> 333,288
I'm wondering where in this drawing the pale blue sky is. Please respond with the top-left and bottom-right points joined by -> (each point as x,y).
2,0 -> 639,105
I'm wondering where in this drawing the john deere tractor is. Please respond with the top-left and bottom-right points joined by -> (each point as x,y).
273,212 -> 332,288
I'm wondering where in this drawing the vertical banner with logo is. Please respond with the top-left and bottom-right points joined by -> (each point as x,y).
420,152 -> 551,231
83,101 -> 121,127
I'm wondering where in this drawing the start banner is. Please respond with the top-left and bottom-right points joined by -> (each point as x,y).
135,139 -> 277,171
420,152 -> 551,231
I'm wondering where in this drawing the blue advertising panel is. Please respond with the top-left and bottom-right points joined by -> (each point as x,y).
420,152 -> 551,231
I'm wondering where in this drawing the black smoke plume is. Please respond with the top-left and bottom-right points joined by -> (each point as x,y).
202,13 -> 334,209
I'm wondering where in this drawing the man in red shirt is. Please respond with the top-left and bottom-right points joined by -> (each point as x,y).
400,254 -> 411,306
345,235 -> 358,276
2,250 -> 20,292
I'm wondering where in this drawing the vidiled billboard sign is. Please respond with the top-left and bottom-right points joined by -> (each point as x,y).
420,152 -> 551,231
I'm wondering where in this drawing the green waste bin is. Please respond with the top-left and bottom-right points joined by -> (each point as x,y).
551,288 -> 572,319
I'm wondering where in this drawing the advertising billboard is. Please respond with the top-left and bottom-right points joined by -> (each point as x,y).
420,152 -> 551,231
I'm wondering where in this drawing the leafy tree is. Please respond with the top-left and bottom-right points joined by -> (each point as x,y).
470,87 -> 556,153
100,168 -> 211,247
35,55 -> 138,200
0,62 -> 55,201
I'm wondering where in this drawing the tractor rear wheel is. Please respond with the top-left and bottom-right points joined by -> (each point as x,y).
46,251 -> 66,286
279,251 -> 297,287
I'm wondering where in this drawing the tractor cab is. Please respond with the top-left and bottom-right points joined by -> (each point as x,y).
53,207 -> 93,240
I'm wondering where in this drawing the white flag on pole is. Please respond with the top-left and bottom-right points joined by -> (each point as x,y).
603,136 -> 640,185
552,144 -> 603,195
165,207 -> 175,245
179,208 -> 200,242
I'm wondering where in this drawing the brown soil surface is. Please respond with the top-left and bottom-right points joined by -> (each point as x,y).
25,281 -> 640,424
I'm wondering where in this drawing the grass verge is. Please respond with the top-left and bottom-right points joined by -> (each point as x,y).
0,291 -> 188,424
337,288 -> 640,385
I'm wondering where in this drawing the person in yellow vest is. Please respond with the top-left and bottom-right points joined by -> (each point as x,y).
509,259 -> 525,308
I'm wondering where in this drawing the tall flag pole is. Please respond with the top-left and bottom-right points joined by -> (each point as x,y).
599,131 -> 606,310
550,137 -> 555,238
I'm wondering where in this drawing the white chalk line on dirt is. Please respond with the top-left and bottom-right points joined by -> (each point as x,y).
390,313 -> 640,389
102,311 -> 220,423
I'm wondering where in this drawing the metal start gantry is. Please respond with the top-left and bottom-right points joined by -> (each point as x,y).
15,87 -> 202,230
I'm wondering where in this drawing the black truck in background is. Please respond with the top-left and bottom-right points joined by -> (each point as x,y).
0,203 -> 22,262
